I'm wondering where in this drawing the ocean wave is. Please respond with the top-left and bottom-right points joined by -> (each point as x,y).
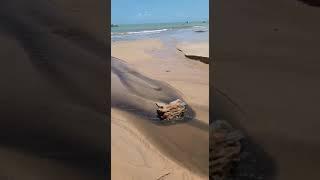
127,29 -> 168,34
112,29 -> 168,36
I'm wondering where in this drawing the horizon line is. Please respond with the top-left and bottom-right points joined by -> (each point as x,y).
111,20 -> 209,26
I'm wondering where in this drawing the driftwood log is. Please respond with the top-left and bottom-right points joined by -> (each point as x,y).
155,99 -> 187,121
210,120 -> 244,180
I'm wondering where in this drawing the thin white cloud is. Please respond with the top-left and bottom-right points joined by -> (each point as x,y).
136,10 -> 151,17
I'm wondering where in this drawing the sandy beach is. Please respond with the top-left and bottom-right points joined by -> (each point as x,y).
111,38 -> 209,179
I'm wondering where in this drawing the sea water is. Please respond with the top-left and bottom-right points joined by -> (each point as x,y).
111,21 -> 209,42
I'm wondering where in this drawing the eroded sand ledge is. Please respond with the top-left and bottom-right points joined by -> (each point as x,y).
176,42 -> 209,64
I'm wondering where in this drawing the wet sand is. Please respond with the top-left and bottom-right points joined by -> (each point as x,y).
213,0 -> 320,179
111,39 -> 209,179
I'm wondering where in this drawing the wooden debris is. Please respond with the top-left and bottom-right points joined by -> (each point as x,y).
155,99 -> 187,121
210,120 -> 244,180
156,172 -> 171,180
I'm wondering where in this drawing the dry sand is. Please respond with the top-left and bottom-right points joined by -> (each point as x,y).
213,0 -> 320,179
111,39 -> 209,179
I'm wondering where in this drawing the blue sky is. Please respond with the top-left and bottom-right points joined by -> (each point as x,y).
111,0 -> 208,24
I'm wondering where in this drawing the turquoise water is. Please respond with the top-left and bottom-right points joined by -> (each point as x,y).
111,21 -> 209,42
111,21 -> 208,33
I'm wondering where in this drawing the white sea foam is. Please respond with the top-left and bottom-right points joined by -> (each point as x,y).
127,29 -> 168,35
112,29 -> 168,36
